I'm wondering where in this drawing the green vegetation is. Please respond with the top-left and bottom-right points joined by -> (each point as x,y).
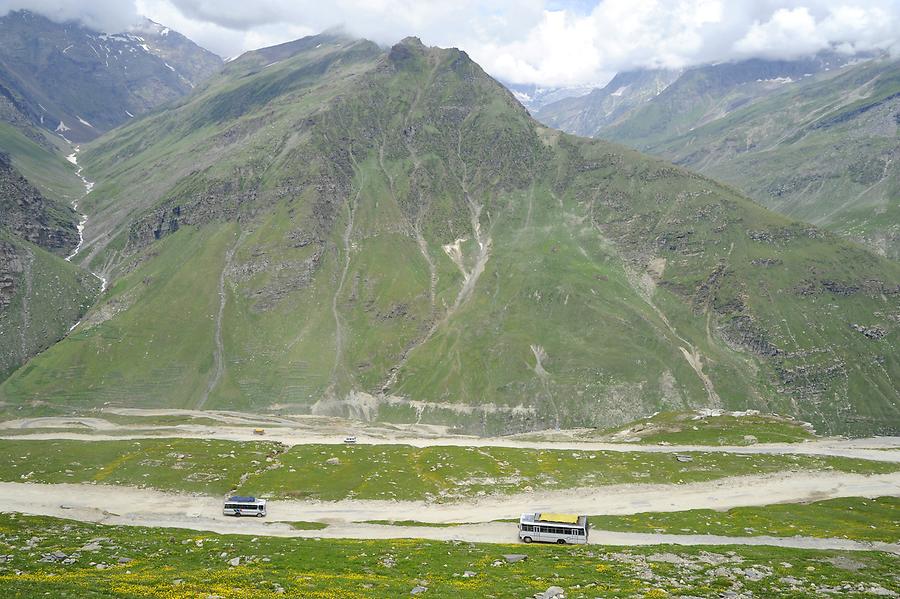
0,123 -> 83,203
1,513 -> 899,598
0,439 -> 895,501
246,444 -> 897,501
548,57 -> 900,259
0,439 -> 278,496
0,232 -> 100,381
592,411 -> 816,445
589,497 -> 900,544
2,36 -> 897,436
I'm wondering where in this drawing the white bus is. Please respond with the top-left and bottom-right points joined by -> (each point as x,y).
223,496 -> 267,517
519,513 -> 588,544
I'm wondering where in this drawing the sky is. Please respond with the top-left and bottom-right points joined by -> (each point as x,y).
2,0 -> 899,87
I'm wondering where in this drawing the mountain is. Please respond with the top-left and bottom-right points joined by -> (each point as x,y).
536,69 -> 681,136
536,53 -> 898,258
613,57 -> 900,260
1,34 -> 897,436
0,10 -> 223,142
0,9 -> 220,380
502,81 -> 596,112
0,151 -> 78,254
0,151 -> 100,380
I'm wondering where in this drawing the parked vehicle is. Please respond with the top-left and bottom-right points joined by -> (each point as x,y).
343,436 -> 357,444
518,513 -> 588,544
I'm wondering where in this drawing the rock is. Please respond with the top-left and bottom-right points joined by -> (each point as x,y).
503,554 -> 528,563
862,583 -> 897,596
535,586 -> 565,599
675,454 -> 693,463
325,457 -> 341,466
117,557 -> 133,564
823,556 -> 867,571
742,435 -> 758,445
80,542 -> 102,552
39,550 -> 68,563
623,437 -> 642,443
228,557 -> 241,567
95,563 -> 108,570
410,586 -> 427,595
462,570 -> 476,578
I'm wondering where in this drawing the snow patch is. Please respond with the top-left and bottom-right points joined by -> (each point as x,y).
76,116 -> 95,128
511,90 -> 532,103
55,121 -> 70,132
610,85 -> 630,97
756,77 -> 794,84
125,110 -> 134,118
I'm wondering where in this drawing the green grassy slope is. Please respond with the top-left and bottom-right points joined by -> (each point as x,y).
589,497 -> 900,543
2,36 -> 898,435
0,233 -> 99,382
0,121 -> 98,382
603,58 -> 900,258
0,123 -> 84,203
4,513 -> 899,599
0,439 -> 894,502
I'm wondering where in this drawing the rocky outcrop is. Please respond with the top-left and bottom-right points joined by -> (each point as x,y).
0,239 -> 24,310
0,152 -> 79,255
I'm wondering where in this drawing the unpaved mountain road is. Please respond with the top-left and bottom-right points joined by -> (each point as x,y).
2,413 -> 899,463
1,471 -> 898,552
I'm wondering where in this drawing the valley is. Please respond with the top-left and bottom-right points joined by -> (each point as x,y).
0,8 -> 898,598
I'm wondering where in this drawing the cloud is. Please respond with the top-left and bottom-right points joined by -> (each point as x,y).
0,0 -> 139,33
5,1 -> 900,87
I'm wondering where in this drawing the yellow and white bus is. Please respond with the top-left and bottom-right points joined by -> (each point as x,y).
518,513 -> 588,544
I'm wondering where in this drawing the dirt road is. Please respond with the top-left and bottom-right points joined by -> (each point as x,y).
2,412 -> 899,463
2,470 -> 898,552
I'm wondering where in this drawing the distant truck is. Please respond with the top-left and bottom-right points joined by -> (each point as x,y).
518,513 -> 588,544
223,496 -> 267,517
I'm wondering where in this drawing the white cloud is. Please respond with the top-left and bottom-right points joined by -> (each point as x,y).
5,1 -> 900,87
0,0 -> 139,32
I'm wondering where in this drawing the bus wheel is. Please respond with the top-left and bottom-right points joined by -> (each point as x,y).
256,513 -> 264,518
522,537 -> 532,544
556,539 -> 566,544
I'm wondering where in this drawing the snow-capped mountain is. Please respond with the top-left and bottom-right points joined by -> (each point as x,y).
0,10 -> 223,141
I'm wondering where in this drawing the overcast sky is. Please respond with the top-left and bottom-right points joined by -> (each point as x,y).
3,0 -> 899,87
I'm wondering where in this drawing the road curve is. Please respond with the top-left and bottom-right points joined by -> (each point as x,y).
1,471 -> 898,552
